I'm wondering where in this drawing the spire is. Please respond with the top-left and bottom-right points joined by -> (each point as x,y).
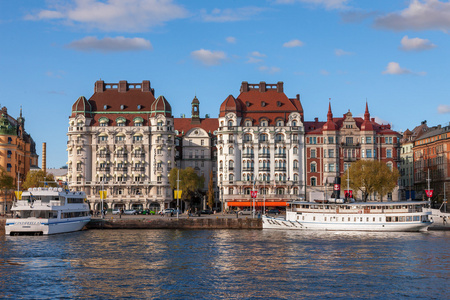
327,101 -> 333,121
364,101 -> 370,121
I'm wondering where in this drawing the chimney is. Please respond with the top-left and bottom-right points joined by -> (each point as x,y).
240,81 -> 249,93
259,81 -> 266,92
118,80 -> 128,92
141,80 -> 150,92
95,80 -> 105,93
277,82 -> 284,93
315,117 -> 318,123
42,142 -> 46,174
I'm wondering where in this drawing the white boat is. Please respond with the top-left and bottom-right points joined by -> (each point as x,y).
5,187 -> 91,235
262,200 -> 433,232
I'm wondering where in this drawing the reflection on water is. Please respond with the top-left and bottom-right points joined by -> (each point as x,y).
0,230 -> 449,299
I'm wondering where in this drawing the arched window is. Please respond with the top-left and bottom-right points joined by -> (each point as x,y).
229,147 -> 234,155
294,160 -> 299,169
294,174 -> 299,181
293,147 -> 298,154
311,163 -> 316,173
261,120 -> 268,127
228,120 -> 233,127
245,120 -> 252,127
292,120 -> 297,126
229,160 -> 234,170
229,174 -> 234,182
260,134 -> 268,142
244,134 -> 252,142
276,134 -> 284,142
311,177 -> 317,186
219,148 -> 223,155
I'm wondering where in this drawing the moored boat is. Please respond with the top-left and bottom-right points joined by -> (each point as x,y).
5,187 -> 91,235
262,200 -> 432,232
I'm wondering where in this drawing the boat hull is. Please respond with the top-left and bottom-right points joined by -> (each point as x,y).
262,216 -> 432,232
5,217 -> 91,235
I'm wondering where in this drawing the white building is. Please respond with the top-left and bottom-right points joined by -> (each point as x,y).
216,82 -> 306,210
68,80 -> 175,212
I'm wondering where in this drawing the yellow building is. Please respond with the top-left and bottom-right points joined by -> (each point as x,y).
0,107 -> 39,215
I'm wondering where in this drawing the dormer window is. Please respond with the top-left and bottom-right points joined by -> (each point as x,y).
116,117 -> 126,127
103,105 -> 108,110
137,105 -> 142,110
261,101 -> 266,107
99,117 -> 109,127
120,105 -> 125,110
260,120 -> 268,127
133,117 -> 144,127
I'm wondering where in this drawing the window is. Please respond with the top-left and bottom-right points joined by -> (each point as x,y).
387,149 -> 392,158
311,177 -> 316,186
310,149 -> 316,158
7,150 -> 11,158
244,134 -> 252,142
366,137 -> 372,144
328,149 -> 334,158
386,137 -> 393,144
293,147 -> 298,155
310,137 -> 317,144
292,121 -> 297,126
310,163 -> 316,172
8,137 -> 12,144
133,135 -> 142,142
260,134 -> 268,142
229,147 -> 234,155
292,134 -> 298,142
366,149 -> 372,158
329,163 -> 335,172
276,134 -> 284,142
228,121 -> 233,127
261,120 -> 268,127
328,137 -> 334,144
346,137 -> 353,145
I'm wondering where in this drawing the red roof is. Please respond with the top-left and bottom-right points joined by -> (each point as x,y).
174,118 -> 219,136
219,82 -> 303,125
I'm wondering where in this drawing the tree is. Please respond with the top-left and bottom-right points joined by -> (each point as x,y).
207,171 -> 215,209
169,167 -> 205,208
0,169 -> 15,214
342,160 -> 399,201
22,170 -> 56,190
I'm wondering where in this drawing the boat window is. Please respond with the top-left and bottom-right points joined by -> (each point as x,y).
67,197 -> 84,204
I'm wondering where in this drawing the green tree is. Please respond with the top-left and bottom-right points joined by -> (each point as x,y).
207,171 -> 215,209
0,168 -> 15,213
22,170 -> 56,190
342,160 -> 399,201
169,167 -> 205,208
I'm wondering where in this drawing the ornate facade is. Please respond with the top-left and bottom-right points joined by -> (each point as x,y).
0,106 -> 38,214
68,80 -> 175,211
216,81 -> 306,209
304,102 -> 401,200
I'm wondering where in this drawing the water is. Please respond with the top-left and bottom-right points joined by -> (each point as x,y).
1,229 -> 449,299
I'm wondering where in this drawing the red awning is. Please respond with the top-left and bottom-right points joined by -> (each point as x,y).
227,201 -> 288,207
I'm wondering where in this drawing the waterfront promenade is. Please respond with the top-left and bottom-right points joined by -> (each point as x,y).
1,212 -> 449,233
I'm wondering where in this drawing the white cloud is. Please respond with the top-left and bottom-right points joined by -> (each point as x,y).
400,35 -> 436,51
335,48 -> 354,56
274,0 -> 350,10
375,0 -> 450,31
320,69 -> 330,75
258,66 -> 281,74
382,62 -> 411,75
247,57 -> 263,64
191,49 -> 226,66
66,36 -> 152,52
437,104 -> 450,114
25,0 -> 188,32
226,36 -> 236,43
200,7 -> 266,22
283,39 -> 304,48
251,51 -> 266,57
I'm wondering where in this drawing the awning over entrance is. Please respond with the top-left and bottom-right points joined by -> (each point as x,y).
227,201 -> 288,207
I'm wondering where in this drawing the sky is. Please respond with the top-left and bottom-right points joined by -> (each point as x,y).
1,0 -> 450,169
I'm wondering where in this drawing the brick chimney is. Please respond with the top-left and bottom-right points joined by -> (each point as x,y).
95,80 -> 105,93
141,80 -> 150,92
259,81 -> 266,92
240,81 -> 249,93
118,80 -> 128,92
277,81 -> 284,93
42,142 -> 46,174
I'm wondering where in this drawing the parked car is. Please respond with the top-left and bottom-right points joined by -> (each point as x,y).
124,209 -> 137,215
200,209 -> 213,215
112,209 -> 121,215
239,209 -> 253,215
268,209 -> 281,215
142,209 -> 155,215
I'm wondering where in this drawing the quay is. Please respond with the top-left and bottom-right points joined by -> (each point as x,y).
1,214 -> 449,233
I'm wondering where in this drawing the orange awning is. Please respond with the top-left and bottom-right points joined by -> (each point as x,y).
227,201 -> 288,207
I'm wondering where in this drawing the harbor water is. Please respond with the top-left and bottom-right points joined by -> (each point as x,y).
1,229 -> 449,299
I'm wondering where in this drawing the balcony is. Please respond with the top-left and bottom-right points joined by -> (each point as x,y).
96,167 -> 110,172
341,142 -> 360,148
259,153 -> 270,158
274,153 -> 286,158
275,166 -> 287,171
242,153 -> 254,158
115,167 -> 128,172
131,167 -> 145,172
259,166 -> 270,171
98,154 -> 110,158
115,153 -> 128,158
242,166 -> 254,171
343,157 -> 357,162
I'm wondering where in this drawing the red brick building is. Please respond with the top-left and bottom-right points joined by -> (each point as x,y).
304,102 -> 401,200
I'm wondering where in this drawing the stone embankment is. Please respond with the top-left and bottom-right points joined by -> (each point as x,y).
86,217 -> 262,230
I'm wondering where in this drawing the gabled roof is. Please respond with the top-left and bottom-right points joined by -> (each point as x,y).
219,81 -> 304,125
174,117 -> 219,137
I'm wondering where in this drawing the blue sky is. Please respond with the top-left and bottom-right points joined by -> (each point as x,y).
1,0 -> 450,168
